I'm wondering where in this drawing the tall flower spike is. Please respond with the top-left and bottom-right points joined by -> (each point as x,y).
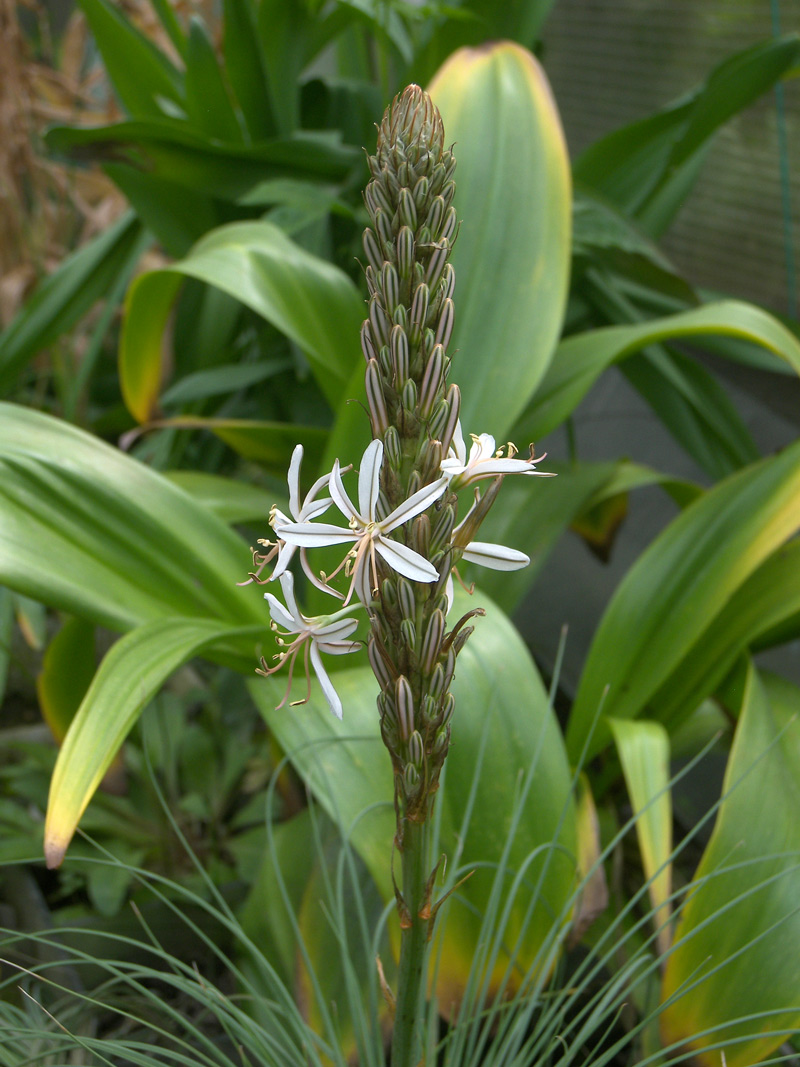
259,572 -> 361,720
274,440 -> 448,606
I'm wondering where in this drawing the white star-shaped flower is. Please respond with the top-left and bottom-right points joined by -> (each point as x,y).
274,439 -> 448,605
258,572 -> 361,719
269,444 -> 339,596
440,421 -> 552,489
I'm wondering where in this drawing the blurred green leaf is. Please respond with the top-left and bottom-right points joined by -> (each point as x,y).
252,585 -> 577,1004
661,665 -> 800,1067
0,404 -> 261,633
0,587 -> 13,704
222,0 -> 275,141
0,213 -> 148,395
43,617 -> 263,869
120,221 -> 364,421
164,472 -> 272,525
575,36 -> 800,236
567,440 -> 800,762
78,0 -> 183,118
184,17 -> 243,142
515,301 -> 800,443
609,718 -> 672,956
161,360 -> 293,406
429,41 -> 571,439
37,617 -> 96,744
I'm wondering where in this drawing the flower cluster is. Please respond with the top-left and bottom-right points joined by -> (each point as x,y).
247,86 -> 551,829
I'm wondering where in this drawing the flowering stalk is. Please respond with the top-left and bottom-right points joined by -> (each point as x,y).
247,85 -> 551,1065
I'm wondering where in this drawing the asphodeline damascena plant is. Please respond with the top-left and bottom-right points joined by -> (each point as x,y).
246,85 -> 551,1065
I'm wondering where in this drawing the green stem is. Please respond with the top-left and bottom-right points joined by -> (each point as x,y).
391,817 -> 432,1067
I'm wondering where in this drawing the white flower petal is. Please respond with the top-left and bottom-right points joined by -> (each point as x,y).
358,439 -> 383,520
381,476 -> 448,534
277,571 -> 301,620
316,638 -> 360,656
450,420 -> 466,463
310,641 -> 344,719
270,541 -> 296,581
375,535 -> 439,583
312,616 -> 360,641
301,496 -> 333,521
461,541 -> 530,571
329,459 -> 358,522
264,592 -> 298,632
287,445 -> 303,518
275,521 -> 356,548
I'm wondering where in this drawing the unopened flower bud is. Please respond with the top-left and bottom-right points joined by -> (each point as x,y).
410,283 -> 430,345
381,261 -> 400,314
369,297 -> 391,348
375,490 -> 391,522
360,319 -> 376,362
403,763 -> 420,794
380,577 -> 398,609
440,691 -> 455,728
420,609 -> 445,674
397,577 -> 415,621
440,205 -> 458,243
443,646 -> 456,690
399,618 -> 417,651
390,324 -> 409,386
419,344 -> 445,417
428,397 -> 449,441
417,438 -> 443,482
452,625 -> 474,656
397,226 -> 415,279
378,345 -> 393,380
434,298 -> 455,350
432,726 -> 450,758
420,694 -> 439,726
368,637 -> 393,689
401,378 -> 417,413
413,175 -> 429,209
440,384 -> 461,453
426,195 -> 445,237
365,359 -> 389,435
425,241 -> 449,290
412,513 -> 431,559
375,209 -> 393,250
428,663 -> 445,700
378,689 -> 397,726
406,470 -> 421,499
431,503 -> 456,553
363,227 -> 382,271
383,425 -> 402,470
398,187 -> 418,230
407,730 -> 425,769
393,304 -> 408,329
441,263 -> 456,301
396,676 -> 415,741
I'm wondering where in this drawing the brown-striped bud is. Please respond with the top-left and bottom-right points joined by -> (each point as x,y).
417,438 -> 443,482
425,241 -> 449,290
375,209 -> 393,250
420,609 -> 445,674
396,676 -> 415,741
401,378 -> 417,413
406,470 -> 421,499
375,490 -> 391,522
397,226 -> 415,279
431,502 -> 456,553
380,576 -> 398,609
419,343 -> 445,417
369,297 -> 391,348
368,637 -> 393,689
428,663 -> 445,701
411,513 -> 430,558
428,397 -> 450,441
440,205 -> 458,243
381,261 -> 399,314
420,694 -> 439,726
409,283 -> 430,345
440,692 -> 456,728
440,384 -> 461,453
443,646 -> 456,690
397,577 -> 415,621
432,726 -> 450,758
426,195 -> 445,237
407,730 -> 425,769
399,618 -> 417,651
364,264 -> 377,297
430,162 -> 447,196
413,175 -> 429,210
363,227 -> 382,271
441,263 -> 456,301
398,187 -> 417,230
365,359 -> 389,435
360,319 -> 376,362
452,626 -> 475,656
434,298 -> 455,351
378,345 -> 393,380
403,763 -> 420,794
393,304 -> 408,329
383,425 -> 402,470
390,324 -> 409,386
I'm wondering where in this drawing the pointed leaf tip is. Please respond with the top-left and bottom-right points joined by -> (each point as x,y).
44,835 -> 67,869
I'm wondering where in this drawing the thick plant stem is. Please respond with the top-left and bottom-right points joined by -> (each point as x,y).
391,817 -> 432,1067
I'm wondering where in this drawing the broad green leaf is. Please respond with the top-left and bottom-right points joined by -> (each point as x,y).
650,540 -> 800,733
251,586 -> 577,1002
609,718 -> 671,956
165,471 -> 273,525
44,617 -> 263,868
120,221 -> 364,420
0,213 -> 148,395
256,0 -> 307,135
0,404 -> 261,633
515,300 -> 800,443
78,0 -> 183,118
160,360 -> 292,406
567,440 -> 800,763
575,37 -> 800,236
37,617 -> 96,743
660,665 -> 800,1067
570,773 -> 607,944
184,17 -> 243,143
0,587 -> 12,704
428,41 -> 571,439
